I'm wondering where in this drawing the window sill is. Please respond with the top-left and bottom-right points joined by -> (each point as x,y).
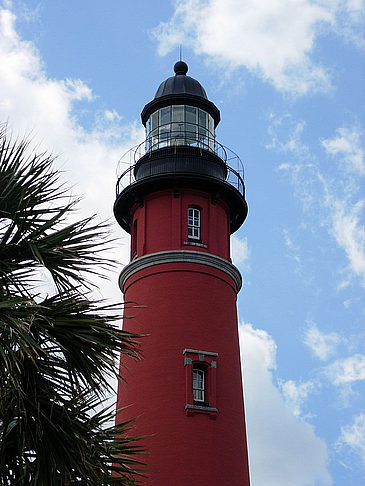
184,241 -> 207,248
185,404 -> 218,418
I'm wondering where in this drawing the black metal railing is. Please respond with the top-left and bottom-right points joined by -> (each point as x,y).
116,132 -> 245,196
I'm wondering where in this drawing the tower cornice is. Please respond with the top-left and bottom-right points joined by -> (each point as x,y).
119,250 -> 242,293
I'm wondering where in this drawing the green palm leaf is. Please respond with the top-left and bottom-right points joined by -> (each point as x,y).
0,124 -> 144,485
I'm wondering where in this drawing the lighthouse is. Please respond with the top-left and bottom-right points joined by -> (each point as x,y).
114,61 -> 250,485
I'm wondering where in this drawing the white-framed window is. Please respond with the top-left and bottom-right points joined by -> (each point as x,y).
193,368 -> 205,402
131,219 -> 137,258
188,207 -> 200,240
183,349 -> 218,416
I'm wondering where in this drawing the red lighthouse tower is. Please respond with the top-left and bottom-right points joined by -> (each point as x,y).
114,62 -> 250,485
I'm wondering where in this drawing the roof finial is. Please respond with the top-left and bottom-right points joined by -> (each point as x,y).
179,44 -> 182,62
174,59 -> 188,76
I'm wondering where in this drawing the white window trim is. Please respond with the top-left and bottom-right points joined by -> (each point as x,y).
188,207 -> 201,240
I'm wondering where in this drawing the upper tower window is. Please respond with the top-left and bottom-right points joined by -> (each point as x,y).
188,207 -> 200,240
146,105 -> 215,152
131,219 -> 137,259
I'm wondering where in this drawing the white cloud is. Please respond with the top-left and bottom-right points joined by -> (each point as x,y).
334,0 -> 365,48
328,198 -> 365,286
337,412 -> 365,465
240,322 -> 332,486
279,379 -> 317,417
0,6 -> 145,302
304,322 -> 341,361
0,6 -> 143,181
322,127 -> 365,175
320,127 -> 365,285
325,354 -> 365,385
153,0 -> 340,95
283,228 -> 302,267
271,115 -> 365,288
231,234 -> 250,267
267,115 -> 311,158
153,0 -> 364,94
344,296 -> 361,308
104,109 -> 122,122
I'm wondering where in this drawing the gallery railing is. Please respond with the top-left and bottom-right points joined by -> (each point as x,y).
116,131 -> 245,197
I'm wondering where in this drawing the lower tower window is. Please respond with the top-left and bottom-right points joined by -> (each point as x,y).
183,348 -> 218,417
193,368 -> 205,403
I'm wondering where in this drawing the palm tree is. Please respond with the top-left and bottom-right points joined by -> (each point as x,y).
0,124 -> 143,485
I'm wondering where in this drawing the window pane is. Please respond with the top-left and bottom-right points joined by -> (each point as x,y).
193,369 -> 205,402
172,105 -> 184,122
159,126 -> 170,138
159,126 -> 170,148
199,109 -> 207,128
186,106 -> 197,124
188,227 -> 199,238
171,122 -> 184,145
208,114 -> 214,135
171,122 -> 184,134
150,112 -> 158,132
160,106 -> 170,126
199,127 -> 208,139
150,128 -> 159,149
186,123 -> 197,144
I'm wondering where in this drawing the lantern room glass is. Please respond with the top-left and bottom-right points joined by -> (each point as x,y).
146,105 -> 215,152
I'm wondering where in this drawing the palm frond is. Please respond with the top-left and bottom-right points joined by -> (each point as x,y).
0,124 -> 144,484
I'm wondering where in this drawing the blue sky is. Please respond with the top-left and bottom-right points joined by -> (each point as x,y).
0,1 -> 364,484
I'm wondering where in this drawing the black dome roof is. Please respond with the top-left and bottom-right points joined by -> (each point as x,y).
141,62 -> 220,127
154,61 -> 208,99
